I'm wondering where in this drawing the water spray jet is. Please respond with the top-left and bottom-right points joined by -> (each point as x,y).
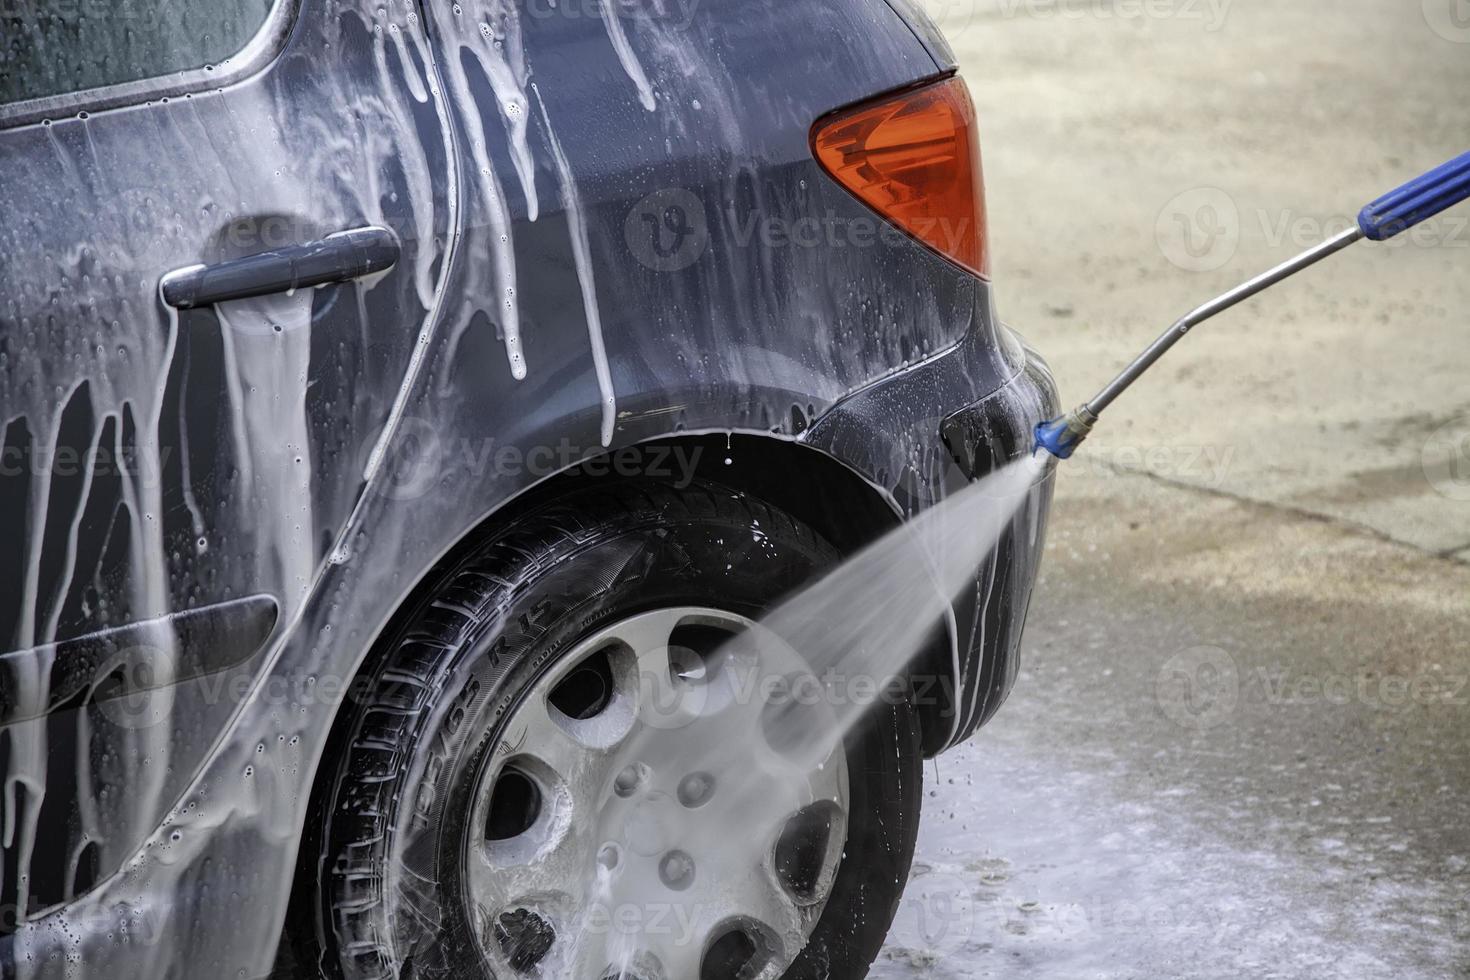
1036,151 -> 1470,460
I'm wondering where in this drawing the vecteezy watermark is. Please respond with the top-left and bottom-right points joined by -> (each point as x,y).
1255,210 -> 1470,252
892,869 -> 980,958
92,644 -> 178,731
212,213 -> 324,253
625,188 -> 710,272
913,0 -> 983,39
0,441 -> 173,487
990,896 -> 1244,944
522,0 -> 701,29
1422,0 -> 1470,43
1074,443 -> 1237,487
727,210 -> 973,255
999,0 -> 1230,28
0,898 -> 167,943
635,654 -> 964,733
1421,415 -> 1470,501
917,0 -> 1228,34
624,187 -> 978,272
892,872 -> 1246,957
370,418 -> 706,501
0,0 -> 167,23
91,656 -> 387,730
1157,187 -> 1470,272
62,629 -> 965,733
1156,645 -> 1470,729
918,0 -> 1232,37
1156,187 -> 1241,272
578,899 -> 707,946
1250,667 -> 1469,709
1156,645 -> 1239,730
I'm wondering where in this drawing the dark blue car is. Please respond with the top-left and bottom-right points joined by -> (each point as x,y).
0,1 -> 1056,976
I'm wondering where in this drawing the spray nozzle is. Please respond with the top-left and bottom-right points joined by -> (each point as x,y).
1034,406 -> 1098,460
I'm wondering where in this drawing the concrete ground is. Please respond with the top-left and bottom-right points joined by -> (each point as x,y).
877,2 -> 1470,976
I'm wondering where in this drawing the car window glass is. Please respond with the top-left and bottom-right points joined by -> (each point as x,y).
0,0 -> 276,106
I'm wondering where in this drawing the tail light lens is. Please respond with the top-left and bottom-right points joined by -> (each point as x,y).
811,76 -> 990,279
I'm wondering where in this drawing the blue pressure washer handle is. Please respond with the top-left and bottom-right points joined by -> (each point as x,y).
1358,151 -> 1470,241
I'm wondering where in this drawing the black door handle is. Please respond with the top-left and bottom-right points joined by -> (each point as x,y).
160,226 -> 399,310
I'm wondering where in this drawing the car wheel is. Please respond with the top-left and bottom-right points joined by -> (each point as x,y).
314,480 -> 923,980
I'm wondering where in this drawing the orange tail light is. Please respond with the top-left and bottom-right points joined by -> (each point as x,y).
811,76 -> 990,279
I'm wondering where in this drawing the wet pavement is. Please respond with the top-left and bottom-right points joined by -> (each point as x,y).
875,3 -> 1469,977
875,468 -> 1470,978
939,0 -> 1470,556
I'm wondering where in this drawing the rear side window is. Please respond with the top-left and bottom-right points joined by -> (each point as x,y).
0,0 -> 277,106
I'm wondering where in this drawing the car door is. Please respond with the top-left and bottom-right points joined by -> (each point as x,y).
0,0 -> 453,921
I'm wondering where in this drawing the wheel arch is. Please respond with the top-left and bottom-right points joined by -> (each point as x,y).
428,432 -> 957,754
285,432 -> 955,971
300,432 -> 957,861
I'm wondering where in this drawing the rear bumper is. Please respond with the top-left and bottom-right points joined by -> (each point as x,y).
940,348 -> 1059,741
803,329 -> 1059,751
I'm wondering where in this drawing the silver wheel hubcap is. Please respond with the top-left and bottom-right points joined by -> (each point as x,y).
464,607 -> 850,980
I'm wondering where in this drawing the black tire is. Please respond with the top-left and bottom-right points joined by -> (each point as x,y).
311,479 -> 923,980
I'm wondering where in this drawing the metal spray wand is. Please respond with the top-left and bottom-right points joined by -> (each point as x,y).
1035,151 -> 1470,460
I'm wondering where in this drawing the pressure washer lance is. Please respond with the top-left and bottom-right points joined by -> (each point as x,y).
1035,150 -> 1470,460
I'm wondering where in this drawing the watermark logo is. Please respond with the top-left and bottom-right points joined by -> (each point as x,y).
918,0 -> 982,39
522,0 -> 701,30
918,0 -> 1232,34
374,415 -> 444,502
636,644 -> 717,731
0,898 -> 167,944
1422,416 -> 1470,500
1157,646 -> 1468,725
1157,187 -> 1468,272
1077,443 -> 1238,487
0,442 -> 172,487
366,417 -> 706,503
1423,0 -> 1470,42
998,0 -> 1231,30
93,644 -> 176,731
1156,645 -> 1239,730
1261,210 -> 1468,252
578,899 -> 706,946
1157,187 -> 1240,272
625,188 -> 709,272
1252,667 -> 1468,709
0,0 -> 168,26
893,870 -> 979,957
